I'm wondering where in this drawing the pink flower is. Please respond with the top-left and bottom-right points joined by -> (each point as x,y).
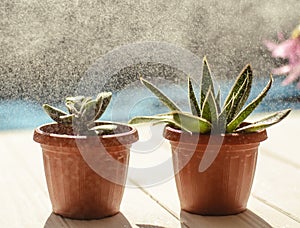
264,32 -> 300,87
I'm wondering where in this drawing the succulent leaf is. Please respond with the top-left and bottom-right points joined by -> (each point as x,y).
172,111 -> 212,133
157,119 -> 194,133
188,76 -> 201,117
200,56 -> 215,108
128,115 -> 172,124
81,100 -> 98,122
90,124 -> 117,134
59,114 -> 74,124
140,78 -> 181,112
43,104 -> 68,123
79,97 -> 92,114
235,109 -> 291,133
215,87 -> 221,114
226,74 -> 250,123
129,114 -> 193,132
95,92 -> 112,120
218,95 -> 235,132
223,64 -> 252,109
226,75 -> 273,133
65,101 -> 79,115
201,88 -> 218,124
65,95 -> 85,103
66,96 -> 86,111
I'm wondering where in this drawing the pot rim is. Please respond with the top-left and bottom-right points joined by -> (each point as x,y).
163,124 -> 268,145
33,121 -> 139,147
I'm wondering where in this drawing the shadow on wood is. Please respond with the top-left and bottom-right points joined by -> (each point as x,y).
136,225 -> 167,228
44,212 -> 132,228
180,209 -> 272,228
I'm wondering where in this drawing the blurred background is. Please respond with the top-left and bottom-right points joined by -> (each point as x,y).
1,0 -> 300,130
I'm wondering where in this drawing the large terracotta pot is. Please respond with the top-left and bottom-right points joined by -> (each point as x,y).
33,122 -> 138,219
163,125 -> 267,216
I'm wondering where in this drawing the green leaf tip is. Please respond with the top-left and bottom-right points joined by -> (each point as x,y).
140,77 -> 181,112
200,56 -> 215,106
188,76 -> 201,117
235,109 -> 291,133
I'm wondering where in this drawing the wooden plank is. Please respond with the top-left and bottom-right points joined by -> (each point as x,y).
121,186 -> 181,228
0,130 -> 51,228
252,151 -> 300,223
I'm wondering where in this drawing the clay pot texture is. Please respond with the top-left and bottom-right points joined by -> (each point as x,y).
163,125 -> 267,216
33,122 -> 138,219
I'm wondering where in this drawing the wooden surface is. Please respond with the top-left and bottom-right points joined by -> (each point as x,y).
1,111 -> 300,227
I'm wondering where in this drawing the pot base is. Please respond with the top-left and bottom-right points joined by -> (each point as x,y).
53,210 -> 119,220
182,207 -> 247,216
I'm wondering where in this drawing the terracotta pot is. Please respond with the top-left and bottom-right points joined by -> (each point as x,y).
163,125 -> 267,216
33,122 -> 138,219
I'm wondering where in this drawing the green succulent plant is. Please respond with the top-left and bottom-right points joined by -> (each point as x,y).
129,57 -> 291,134
43,92 -> 116,135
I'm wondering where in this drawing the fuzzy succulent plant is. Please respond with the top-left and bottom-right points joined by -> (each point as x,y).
43,92 -> 116,135
129,57 -> 291,134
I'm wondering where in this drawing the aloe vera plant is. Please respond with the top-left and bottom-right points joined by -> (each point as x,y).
43,92 -> 116,135
129,57 -> 291,134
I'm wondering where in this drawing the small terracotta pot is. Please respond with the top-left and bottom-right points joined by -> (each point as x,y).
164,125 -> 267,216
33,122 -> 138,219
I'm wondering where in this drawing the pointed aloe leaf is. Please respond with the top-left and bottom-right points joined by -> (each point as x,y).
218,95 -> 235,132
140,78 -> 181,111
235,109 -> 291,133
128,114 -> 192,132
200,56 -> 215,108
201,88 -> 218,124
95,92 -> 112,120
226,74 -> 250,123
223,64 -> 252,109
172,111 -> 212,133
43,104 -> 68,123
128,115 -> 172,125
188,76 -> 201,117
215,87 -> 221,114
226,75 -> 273,133
152,118 -> 192,133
